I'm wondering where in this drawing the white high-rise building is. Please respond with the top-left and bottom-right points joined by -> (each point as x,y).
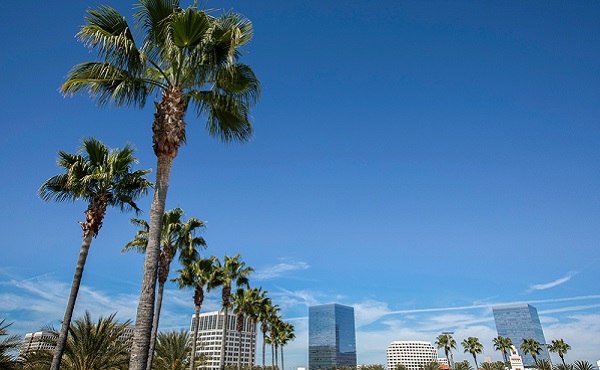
387,341 -> 438,370
191,311 -> 256,370
20,331 -> 56,355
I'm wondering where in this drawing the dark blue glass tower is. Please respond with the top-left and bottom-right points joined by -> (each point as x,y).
493,304 -> 549,367
308,303 -> 357,370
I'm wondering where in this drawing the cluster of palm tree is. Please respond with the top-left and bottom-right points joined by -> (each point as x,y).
434,333 -> 587,370
34,0 -> 262,369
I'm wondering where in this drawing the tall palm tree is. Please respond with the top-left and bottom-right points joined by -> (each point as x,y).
210,255 -> 254,370
492,336 -> 513,364
21,312 -> 132,370
61,3 -> 260,369
39,138 -> 151,370
548,339 -> 571,366
172,256 -> 217,370
232,287 -> 258,370
244,287 -> 268,367
461,337 -> 483,370
257,300 -> 276,370
520,338 -> 542,365
277,321 -> 295,370
266,313 -> 283,369
435,333 -> 456,370
153,330 -> 193,370
0,319 -> 20,370
123,208 -> 206,370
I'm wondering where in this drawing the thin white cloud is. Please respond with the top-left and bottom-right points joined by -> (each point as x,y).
253,259 -> 310,280
527,272 -> 578,292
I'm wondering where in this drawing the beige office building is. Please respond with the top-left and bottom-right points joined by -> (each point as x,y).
387,341 -> 438,370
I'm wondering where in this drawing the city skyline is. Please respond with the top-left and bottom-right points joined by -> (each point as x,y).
2,0 -> 600,369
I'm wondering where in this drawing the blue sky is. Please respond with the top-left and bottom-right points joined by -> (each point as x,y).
1,0 -> 599,368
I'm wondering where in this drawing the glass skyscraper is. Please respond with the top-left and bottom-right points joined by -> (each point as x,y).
492,303 -> 549,367
309,303 -> 357,370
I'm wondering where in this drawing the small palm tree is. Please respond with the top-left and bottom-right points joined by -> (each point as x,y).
123,208 -> 206,370
395,364 -> 408,370
422,362 -> 442,370
480,361 -> 505,370
61,3 -> 260,368
172,256 -> 217,370
153,330 -> 192,370
492,336 -> 513,364
535,359 -> 552,370
555,364 -> 574,370
0,319 -> 21,370
435,333 -> 457,370
461,337 -> 483,370
548,339 -> 571,366
39,138 -> 151,370
210,254 -> 253,370
520,338 -> 542,365
454,360 -> 473,370
573,361 -> 594,370
21,312 -> 132,370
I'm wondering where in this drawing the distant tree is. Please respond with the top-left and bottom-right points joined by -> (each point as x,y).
520,338 -> 542,365
480,361 -> 505,370
454,360 -> 473,370
0,319 -> 20,370
492,336 -> 513,363
535,359 -> 552,370
361,365 -> 385,370
395,364 -> 408,370
39,138 -> 151,370
548,339 -> 571,366
436,334 -> 457,370
461,337 -> 483,370
422,362 -> 442,370
573,361 -> 594,370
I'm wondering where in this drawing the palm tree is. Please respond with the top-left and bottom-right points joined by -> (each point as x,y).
123,208 -> 206,370
573,361 -> 594,370
210,255 -> 254,370
232,287 -> 259,370
435,333 -> 457,370
153,330 -> 193,370
454,360 -> 473,370
480,361 -> 505,370
244,287 -> 268,367
39,138 -> 151,370
520,338 -> 542,365
0,319 -> 20,370
258,300 -> 278,370
61,3 -> 260,369
21,312 -> 132,370
395,364 -> 408,370
266,313 -> 283,369
461,337 -> 483,370
548,339 -> 571,366
422,362 -> 442,370
277,321 -> 295,370
555,364 -> 574,370
535,359 -> 552,370
172,256 -> 217,370
492,336 -> 513,364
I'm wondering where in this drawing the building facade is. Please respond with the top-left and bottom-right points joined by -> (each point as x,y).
492,304 -> 549,367
386,341 -> 438,370
20,331 -> 56,355
191,311 -> 256,370
308,303 -> 357,370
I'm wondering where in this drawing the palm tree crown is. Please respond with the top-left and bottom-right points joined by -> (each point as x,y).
520,338 -> 542,364
436,333 -> 457,370
548,339 -> 571,366
492,336 -> 513,364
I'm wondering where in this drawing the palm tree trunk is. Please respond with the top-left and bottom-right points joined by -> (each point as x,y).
472,354 -> 477,370
190,304 -> 201,370
146,280 -> 165,370
220,307 -> 229,370
271,341 -> 275,369
237,325 -> 242,370
50,230 -> 94,370
250,320 -> 256,368
129,154 -> 173,370
281,346 -> 284,370
262,329 -> 266,370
